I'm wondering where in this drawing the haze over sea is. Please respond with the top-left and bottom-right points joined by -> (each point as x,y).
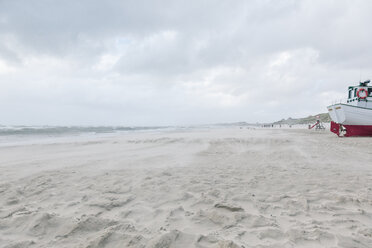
0,125 -> 175,146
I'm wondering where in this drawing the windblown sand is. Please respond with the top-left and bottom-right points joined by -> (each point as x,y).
0,128 -> 371,248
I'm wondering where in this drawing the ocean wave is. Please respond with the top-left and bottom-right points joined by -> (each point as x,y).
0,126 -> 168,136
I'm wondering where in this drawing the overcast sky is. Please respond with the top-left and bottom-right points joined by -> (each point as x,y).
1,0 -> 371,126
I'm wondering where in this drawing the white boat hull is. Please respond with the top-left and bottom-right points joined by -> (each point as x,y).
327,103 -> 372,125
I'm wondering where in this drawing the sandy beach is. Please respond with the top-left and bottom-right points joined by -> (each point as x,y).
0,127 -> 371,248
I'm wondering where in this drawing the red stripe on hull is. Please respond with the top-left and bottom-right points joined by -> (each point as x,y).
330,121 -> 340,136
330,121 -> 372,137
343,125 -> 372,137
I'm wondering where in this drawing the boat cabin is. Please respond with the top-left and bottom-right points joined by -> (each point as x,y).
346,80 -> 372,108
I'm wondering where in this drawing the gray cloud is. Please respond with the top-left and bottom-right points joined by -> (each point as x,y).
0,0 -> 372,125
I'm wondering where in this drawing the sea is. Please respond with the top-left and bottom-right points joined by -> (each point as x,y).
0,125 -> 174,146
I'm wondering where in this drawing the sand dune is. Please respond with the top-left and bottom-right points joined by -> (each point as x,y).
0,128 -> 372,247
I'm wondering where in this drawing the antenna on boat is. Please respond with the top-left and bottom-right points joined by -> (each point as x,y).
359,65 -> 362,83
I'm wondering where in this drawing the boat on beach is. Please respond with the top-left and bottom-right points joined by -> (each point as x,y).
327,80 -> 372,137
